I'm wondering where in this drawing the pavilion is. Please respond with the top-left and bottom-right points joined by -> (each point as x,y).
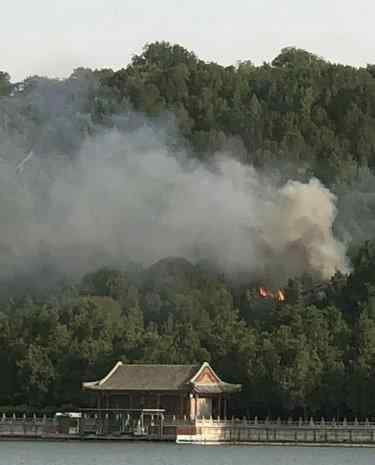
82,361 -> 241,419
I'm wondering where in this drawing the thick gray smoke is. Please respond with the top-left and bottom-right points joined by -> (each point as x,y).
0,127 -> 349,284
0,75 -> 350,285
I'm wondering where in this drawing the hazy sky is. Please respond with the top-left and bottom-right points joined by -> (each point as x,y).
1,0 -> 373,81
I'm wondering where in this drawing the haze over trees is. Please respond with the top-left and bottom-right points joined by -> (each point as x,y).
2,42 -> 375,418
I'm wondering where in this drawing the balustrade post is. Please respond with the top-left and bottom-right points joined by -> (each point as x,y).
12,413 -> 16,434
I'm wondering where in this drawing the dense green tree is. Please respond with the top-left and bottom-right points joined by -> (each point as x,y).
0,71 -> 10,96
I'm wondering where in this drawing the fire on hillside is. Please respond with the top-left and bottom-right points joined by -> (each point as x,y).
259,287 -> 285,302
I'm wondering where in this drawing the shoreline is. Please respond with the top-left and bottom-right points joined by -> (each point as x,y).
1,435 -> 375,448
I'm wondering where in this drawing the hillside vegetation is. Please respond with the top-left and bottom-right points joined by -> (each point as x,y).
1,43 -> 375,417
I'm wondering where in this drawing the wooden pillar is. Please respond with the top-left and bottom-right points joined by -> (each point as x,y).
195,393 -> 199,419
180,394 -> 184,417
224,397 -> 227,419
218,396 -> 222,419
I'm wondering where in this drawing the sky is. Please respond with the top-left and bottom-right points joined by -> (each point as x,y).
1,0 -> 374,82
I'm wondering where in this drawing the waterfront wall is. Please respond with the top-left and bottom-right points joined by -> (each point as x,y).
177,418 -> 375,445
2,413 -> 375,445
0,415 -> 58,438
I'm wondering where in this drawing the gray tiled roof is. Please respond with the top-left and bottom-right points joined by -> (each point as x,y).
83,363 -> 200,391
83,362 -> 242,394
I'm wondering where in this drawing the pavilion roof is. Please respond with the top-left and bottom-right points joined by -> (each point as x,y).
83,362 -> 241,394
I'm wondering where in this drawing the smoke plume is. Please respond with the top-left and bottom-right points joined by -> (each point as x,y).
0,76 -> 349,286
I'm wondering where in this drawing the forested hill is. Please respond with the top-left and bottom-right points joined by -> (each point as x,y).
1,253 -> 375,418
1,42 -> 375,418
101,43 -> 375,183
2,43 -> 375,180
3,42 -> 375,241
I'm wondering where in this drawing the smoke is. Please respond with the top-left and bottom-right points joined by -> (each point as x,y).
334,166 -> 375,246
0,128 -> 349,284
0,75 -> 350,286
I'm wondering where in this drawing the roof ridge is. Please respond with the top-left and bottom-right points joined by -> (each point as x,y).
118,363 -> 200,367
194,381 -> 242,386
99,361 -> 123,386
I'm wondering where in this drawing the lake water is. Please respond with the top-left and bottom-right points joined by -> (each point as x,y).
0,441 -> 374,465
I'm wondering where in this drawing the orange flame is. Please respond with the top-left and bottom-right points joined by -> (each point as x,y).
259,287 -> 285,302
259,287 -> 268,298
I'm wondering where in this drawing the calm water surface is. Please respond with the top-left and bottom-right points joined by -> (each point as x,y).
0,441 -> 374,465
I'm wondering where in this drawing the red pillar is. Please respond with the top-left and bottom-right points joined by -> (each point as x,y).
189,394 -> 194,420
